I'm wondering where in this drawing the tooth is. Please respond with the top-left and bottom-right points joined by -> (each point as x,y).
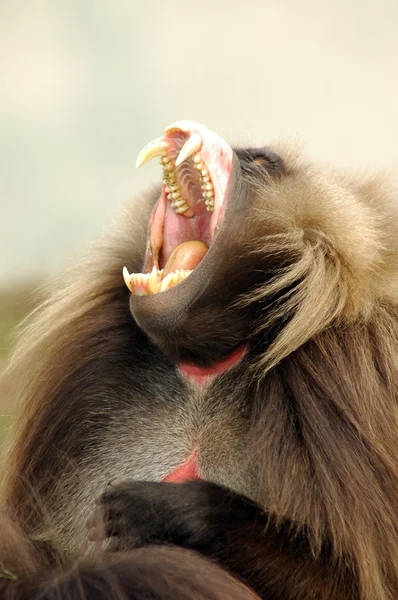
172,199 -> 188,208
195,162 -> 203,170
147,266 -> 158,294
123,267 -> 132,292
136,137 -> 169,169
175,133 -> 202,167
175,204 -> 189,214
205,191 -> 214,198
201,169 -> 208,177
159,273 -> 173,292
170,185 -> 180,192
171,191 -> 181,200
163,162 -> 173,172
204,182 -> 213,191
202,176 -> 210,183
193,154 -> 201,163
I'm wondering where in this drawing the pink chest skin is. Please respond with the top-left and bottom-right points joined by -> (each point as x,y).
178,344 -> 248,387
162,345 -> 248,483
162,450 -> 201,483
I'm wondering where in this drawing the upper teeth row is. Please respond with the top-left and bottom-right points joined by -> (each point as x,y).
160,156 -> 190,214
135,133 -> 214,213
193,155 -> 214,210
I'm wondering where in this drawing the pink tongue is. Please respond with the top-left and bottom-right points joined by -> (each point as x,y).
163,241 -> 208,276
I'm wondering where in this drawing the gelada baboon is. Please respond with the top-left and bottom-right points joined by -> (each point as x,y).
0,121 -> 397,600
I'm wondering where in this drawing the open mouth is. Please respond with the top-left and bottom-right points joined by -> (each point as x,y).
123,121 -> 233,295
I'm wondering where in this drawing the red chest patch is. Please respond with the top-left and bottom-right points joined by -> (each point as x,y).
178,344 -> 248,387
162,450 -> 201,483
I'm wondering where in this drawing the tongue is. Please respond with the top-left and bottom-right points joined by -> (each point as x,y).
163,241 -> 208,276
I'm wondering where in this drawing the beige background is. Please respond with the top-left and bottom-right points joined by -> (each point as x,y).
1,0 -> 398,287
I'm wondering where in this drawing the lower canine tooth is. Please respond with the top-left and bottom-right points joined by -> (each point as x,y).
122,267 -> 133,292
147,266 -> 158,294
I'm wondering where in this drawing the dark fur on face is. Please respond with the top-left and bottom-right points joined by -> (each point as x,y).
0,138 -> 397,600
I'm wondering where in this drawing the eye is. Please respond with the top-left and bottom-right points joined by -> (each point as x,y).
235,147 -> 284,175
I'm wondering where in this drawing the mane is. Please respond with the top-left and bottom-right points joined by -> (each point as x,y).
242,149 -> 398,599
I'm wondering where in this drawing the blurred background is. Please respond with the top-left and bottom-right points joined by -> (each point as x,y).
1,0 -> 398,426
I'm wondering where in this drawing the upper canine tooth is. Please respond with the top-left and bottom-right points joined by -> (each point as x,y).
175,133 -> 202,167
122,267 -> 133,292
136,137 -> 169,169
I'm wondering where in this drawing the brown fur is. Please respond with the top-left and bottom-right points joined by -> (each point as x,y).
1,144 -> 397,599
0,513 -> 259,599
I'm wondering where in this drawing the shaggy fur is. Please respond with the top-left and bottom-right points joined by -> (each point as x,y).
0,143 -> 397,599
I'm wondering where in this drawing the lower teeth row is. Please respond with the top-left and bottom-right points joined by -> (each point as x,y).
127,268 -> 192,295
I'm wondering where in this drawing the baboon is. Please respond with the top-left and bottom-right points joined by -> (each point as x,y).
1,121 -> 397,599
